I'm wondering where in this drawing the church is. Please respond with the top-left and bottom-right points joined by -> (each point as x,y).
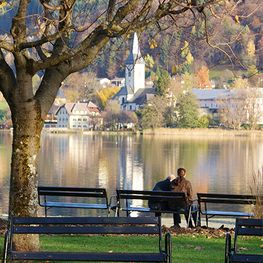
113,33 -> 156,111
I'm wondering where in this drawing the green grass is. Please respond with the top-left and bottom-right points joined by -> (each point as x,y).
0,235 -> 262,262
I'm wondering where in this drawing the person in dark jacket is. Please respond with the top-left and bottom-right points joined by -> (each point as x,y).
169,168 -> 197,228
149,175 -> 176,211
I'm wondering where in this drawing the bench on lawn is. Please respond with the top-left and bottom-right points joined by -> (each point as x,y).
114,189 -> 197,226
3,216 -> 172,263
225,218 -> 263,263
38,186 -> 109,216
197,193 -> 258,227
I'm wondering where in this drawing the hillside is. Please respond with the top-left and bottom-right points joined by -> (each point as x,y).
0,1 -> 262,79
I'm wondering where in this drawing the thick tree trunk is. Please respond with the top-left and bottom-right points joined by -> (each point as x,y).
9,99 -> 43,251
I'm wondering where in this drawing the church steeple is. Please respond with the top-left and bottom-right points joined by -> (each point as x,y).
125,33 -> 145,97
132,32 -> 141,59
126,33 -> 144,65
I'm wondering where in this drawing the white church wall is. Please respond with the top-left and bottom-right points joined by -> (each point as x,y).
133,63 -> 145,94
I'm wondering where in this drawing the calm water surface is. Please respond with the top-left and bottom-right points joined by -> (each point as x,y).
0,131 -> 262,216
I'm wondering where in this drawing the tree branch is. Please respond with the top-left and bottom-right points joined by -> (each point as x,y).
0,50 -> 16,100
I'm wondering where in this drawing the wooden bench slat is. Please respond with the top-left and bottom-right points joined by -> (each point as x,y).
198,199 -> 255,204
236,218 -> 263,227
39,186 -> 106,192
118,195 -> 186,201
13,225 -> 160,235
229,254 -> 263,263
13,216 -> 159,225
201,210 -> 253,217
39,191 -> 106,198
118,190 -> 185,196
12,252 -> 166,262
237,228 -> 263,236
122,207 -> 186,213
198,193 -> 257,199
39,202 -> 108,209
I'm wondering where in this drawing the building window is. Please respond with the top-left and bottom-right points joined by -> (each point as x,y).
130,105 -> 132,110
128,71 -> 131,77
122,97 -> 125,104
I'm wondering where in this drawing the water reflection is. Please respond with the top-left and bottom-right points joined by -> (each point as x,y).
0,132 -> 262,216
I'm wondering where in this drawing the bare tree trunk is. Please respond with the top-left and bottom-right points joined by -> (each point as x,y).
9,99 -> 43,251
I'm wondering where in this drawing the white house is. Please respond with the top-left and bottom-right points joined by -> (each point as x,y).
192,88 -> 263,125
56,101 -> 102,129
192,88 -> 231,118
113,33 -> 155,111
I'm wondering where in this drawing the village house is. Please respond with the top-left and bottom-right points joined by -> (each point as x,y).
192,88 -> 263,125
44,89 -> 67,128
56,101 -> 102,130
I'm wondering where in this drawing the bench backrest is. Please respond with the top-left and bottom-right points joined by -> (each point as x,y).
11,216 -> 161,235
233,218 -> 263,253
116,190 -> 187,211
197,193 -> 258,213
197,193 -> 257,205
117,190 -> 186,201
9,217 -> 162,253
38,186 -> 108,204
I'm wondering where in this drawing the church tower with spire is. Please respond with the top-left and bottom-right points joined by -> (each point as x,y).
125,33 -> 145,100
113,32 -> 154,111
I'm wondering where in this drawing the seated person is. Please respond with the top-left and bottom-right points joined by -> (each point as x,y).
148,175 -> 176,212
169,168 -> 197,228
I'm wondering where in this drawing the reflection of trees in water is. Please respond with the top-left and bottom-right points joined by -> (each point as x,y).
140,137 -> 209,192
1,132 -> 263,216
215,139 -> 263,194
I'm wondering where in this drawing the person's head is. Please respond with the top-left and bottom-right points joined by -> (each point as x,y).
177,168 -> 186,177
167,174 -> 176,181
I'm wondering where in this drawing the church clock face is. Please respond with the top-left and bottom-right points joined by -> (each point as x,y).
126,65 -> 133,77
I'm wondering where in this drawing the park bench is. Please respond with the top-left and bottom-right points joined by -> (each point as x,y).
114,189 -> 197,226
225,218 -> 263,263
197,193 -> 257,227
38,186 -> 109,216
3,216 -> 172,262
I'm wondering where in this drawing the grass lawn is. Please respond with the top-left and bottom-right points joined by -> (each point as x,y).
0,234 -> 262,262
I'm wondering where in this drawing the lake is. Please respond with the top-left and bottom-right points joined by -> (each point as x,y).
0,131 -> 262,216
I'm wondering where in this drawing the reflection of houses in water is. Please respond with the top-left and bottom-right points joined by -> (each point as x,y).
118,137 -> 144,216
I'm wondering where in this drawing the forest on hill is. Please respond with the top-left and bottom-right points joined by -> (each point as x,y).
0,1 -> 262,80
85,0 -> 263,80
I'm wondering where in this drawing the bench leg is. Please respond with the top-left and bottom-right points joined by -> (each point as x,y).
225,232 -> 231,263
165,232 -> 172,263
197,211 -> 201,227
3,230 -> 10,263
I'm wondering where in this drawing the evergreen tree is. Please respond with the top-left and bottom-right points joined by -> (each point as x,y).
175,93 -> 200,128
155,68 -> 171,96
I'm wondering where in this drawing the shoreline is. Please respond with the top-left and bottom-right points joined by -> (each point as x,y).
2,128 -> 263,138
141,128 -> 263,138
